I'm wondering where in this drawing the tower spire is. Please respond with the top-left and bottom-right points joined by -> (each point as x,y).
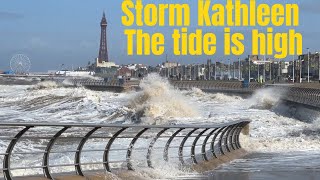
100,11 -> 107,26
98,11 -> 109,63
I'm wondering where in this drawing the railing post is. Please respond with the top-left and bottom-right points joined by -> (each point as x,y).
191,129 -> 209,164
219,125 -> 234,155
127,128 -> 149,170
234,123 -> 245,149
201,128 -> 218,161
163,128 -> 185,162
234,126 -> 242,149
229,124 -> 241,150
3,126 -> 32,180
225,125 -> 238,152
210,127 -> 227,158
75,127 -> 100,176
147,128 -> 169,168
43,127 -> 70,179
178,128 -> 198,165
103,127 -> 127,172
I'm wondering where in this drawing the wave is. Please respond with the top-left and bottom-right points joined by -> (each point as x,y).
125,74 -> 198,124
30,81 -> 59,90
246,87 -> 320,123
247,87 -> 285,110
184,88 -> 243,103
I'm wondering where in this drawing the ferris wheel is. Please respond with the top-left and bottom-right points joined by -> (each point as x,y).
10,54 -> 31,75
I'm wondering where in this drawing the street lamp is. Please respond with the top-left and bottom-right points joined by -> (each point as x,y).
269,58 -> 272,81
238,57 -> 241,80
248,56 -> 250,81
258,63 -> 260,81
215,60 -> 217,80
292,55 -> 295,83
278,59 -> 281,82
299,55 -> 304,83
233,60 -> 235,79
263,55 -> 266,82
228,59 -> 231,80
307,48 -> 310,83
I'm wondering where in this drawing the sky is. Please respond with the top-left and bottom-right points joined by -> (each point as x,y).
0,0 -> 320,71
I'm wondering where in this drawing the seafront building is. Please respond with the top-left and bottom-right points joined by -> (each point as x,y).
155,55 -> 320,83
54,12 -> 320,83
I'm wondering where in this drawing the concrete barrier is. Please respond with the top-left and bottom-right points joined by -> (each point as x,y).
171,80 -> 263,94
171,81 -> 320,109
265,85 -> 320,109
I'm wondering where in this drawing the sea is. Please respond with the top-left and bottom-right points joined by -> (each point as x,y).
0,74 -> 320,179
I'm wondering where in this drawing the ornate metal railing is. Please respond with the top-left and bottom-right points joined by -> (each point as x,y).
0,120 -> 250,180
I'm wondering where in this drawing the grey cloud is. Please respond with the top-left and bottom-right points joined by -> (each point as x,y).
0,11 -> 23,20
299,2 -> 320,14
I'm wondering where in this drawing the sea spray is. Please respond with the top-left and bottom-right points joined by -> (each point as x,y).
126,74 -> 198,124
247,87 -> 286,109
30,81 -> 59,90
247,87 -> 320,123
184,88 -> 243,103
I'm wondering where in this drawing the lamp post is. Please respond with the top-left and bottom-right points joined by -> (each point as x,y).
278,59 -> 281,82
299,55 -> 302,83
228,59 -> 231,80
292,55 -> 295,83
233,60 -> 235,79
215,60 -> 217,80
248,56 -> 250,81
307,48 -> 310,83
263,55 -> 266,82
238,57 -> 241,80
258,64 -> 260,81
220,60 -> 223,80
269,60 -> 272,81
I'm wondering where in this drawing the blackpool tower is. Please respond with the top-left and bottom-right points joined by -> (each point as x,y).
98,12 -> 109,63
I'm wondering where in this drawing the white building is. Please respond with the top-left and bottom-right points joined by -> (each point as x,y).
55,70 -> 95,77
95,58 -> 118,68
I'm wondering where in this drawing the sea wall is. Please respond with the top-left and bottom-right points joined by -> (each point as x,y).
171,81 -> 320,109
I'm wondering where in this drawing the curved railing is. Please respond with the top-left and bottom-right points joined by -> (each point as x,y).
0,120 -> 250,179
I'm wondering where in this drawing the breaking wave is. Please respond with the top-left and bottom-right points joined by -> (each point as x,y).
126,74 -> 198,124
30,81 -> 59,90
184,88 -> 243,103
2,78 -> 320,178
247,87 -> 285,109
246,87 -> 320,123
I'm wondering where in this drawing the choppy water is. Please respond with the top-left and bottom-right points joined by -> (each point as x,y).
1,75 -> 320,179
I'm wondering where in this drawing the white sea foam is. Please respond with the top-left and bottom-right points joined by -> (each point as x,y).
246,87 -> 285,110
126,74 -> 198,124
1,78 -> 320,178
31,81 -> 59,90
